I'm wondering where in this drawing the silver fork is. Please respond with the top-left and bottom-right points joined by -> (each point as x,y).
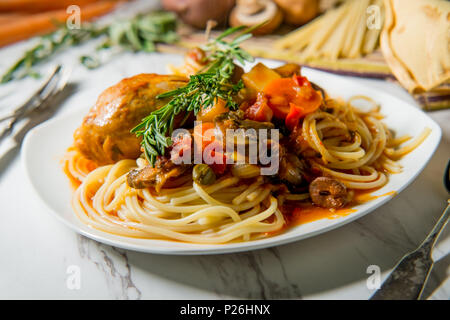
0,65 -> 69,141
0,65 -> 71,161
371,160 -> 450,300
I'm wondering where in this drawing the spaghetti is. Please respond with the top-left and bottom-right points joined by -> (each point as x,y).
70,155 -> 284,243
65,94 -> 429,243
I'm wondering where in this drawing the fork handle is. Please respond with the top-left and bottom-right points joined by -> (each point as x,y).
0,114 -> 14,122
0,135 -> 17,160
371,203 -> 450,300
421,201 -> 450,253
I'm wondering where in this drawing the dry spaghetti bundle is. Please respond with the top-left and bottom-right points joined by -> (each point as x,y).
275,0 -> 385,61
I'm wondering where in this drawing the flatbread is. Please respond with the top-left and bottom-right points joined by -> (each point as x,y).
381,0 -> 450,92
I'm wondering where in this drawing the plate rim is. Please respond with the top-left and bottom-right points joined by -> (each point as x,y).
21,61 -> 443,255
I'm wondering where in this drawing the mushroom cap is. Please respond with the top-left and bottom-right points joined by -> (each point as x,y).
274,0 -> 319,26
230,0 -> 284,35
162,0 -> 235,29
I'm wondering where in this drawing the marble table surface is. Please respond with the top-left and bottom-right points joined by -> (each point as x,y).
0,19 -> 449,300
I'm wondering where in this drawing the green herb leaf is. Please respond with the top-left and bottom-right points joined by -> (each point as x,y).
132,26 -> 255,166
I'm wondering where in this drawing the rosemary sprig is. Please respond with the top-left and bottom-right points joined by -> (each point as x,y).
105,11 -> 177,52
1,23 -> 105,83
1,11 -> 177,83
131,26 -> 255,166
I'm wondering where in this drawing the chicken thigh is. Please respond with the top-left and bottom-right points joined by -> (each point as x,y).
74,73 -> 187,165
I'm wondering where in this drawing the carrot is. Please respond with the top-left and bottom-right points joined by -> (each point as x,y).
0,0 -> 107,13
264,75 -> 322,129
0,0 -> 120,47
0,12 -> 26,24
196,98 -> 228,122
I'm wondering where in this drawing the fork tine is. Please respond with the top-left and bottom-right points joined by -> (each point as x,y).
26,65 -> 72,115
0,65 -> 64,140
0,65 -> 62,122
31,65 -> 62,99
18,65 -> 62,113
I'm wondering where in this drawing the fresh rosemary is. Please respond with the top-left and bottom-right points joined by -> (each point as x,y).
1,23 -> 105,83
1,11 -> 177,83
131,26 -> 255,166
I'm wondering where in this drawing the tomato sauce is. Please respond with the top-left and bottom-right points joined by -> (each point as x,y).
269,189 -> 398,236
62,160 -> 82,190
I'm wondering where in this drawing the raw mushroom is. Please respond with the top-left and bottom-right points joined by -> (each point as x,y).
229,0 -> 283,35
274,0 -> 319,26
162,0 -> 235,29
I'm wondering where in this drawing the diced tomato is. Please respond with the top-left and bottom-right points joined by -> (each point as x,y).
285,88 -> 322,130
203,140 -> 228,174
292,75 -> 310,87
263,74 -> 322,129
193,122 -> 228,174
245,92 -> 273,122
211,163 -> 227,174
285,103 -> 303,131
170,131 -> 192,163
204,146 -> 227,174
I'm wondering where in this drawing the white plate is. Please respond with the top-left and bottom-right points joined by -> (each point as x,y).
22,55 -> 442,255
